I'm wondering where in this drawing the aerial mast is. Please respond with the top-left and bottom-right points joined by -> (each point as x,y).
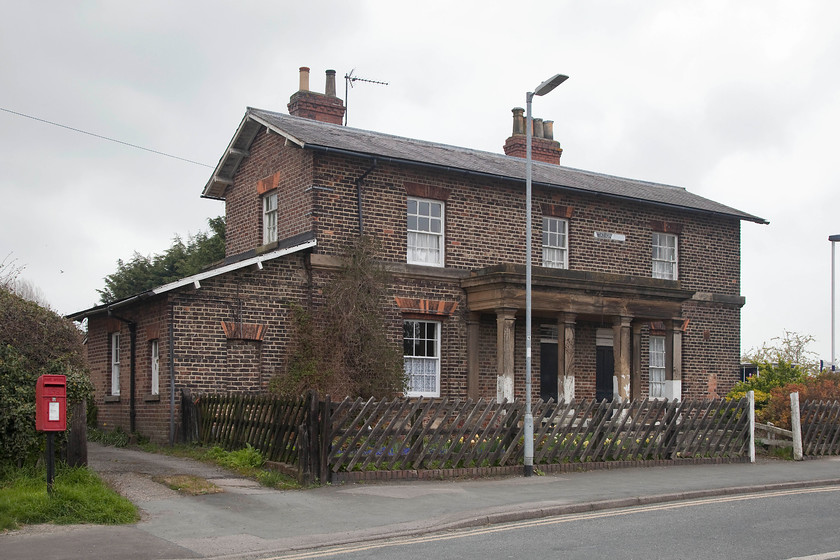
344,69 -> 388,126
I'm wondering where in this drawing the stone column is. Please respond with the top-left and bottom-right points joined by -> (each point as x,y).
613,316 -> 633,400
632,322 -> 643,400
496,308 -> 517,403
467,312 -> 481,400
558,313 -> 576,403
665,318 -> 683,401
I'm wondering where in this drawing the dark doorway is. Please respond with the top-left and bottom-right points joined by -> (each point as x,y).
596,346 -> 614,401
540,342 -> 558,402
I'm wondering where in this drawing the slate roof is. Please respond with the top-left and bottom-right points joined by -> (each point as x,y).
203,108 -> 766,224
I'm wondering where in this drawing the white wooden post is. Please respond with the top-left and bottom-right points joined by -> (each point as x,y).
748,390 -> 755,463
790,391 -> 803,461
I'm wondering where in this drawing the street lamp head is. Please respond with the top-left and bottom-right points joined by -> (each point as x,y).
534,74 -> 569,97
829,234 -> 840,242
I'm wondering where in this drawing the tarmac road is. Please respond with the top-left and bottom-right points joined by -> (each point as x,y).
2,443 -> 840,560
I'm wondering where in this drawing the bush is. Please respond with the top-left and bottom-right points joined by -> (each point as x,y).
763,370 -> 840,429
726,359 -> 805,416
0,288 -> 93,467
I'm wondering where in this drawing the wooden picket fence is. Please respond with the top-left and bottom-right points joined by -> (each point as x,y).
183,391 -> 751,482
326,396 -> 750,474
183,391 -> 315,464
801,400 -> 840,456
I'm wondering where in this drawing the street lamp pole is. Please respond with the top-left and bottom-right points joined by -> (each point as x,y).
524,73 -> 568,477
831,234 -> 840,371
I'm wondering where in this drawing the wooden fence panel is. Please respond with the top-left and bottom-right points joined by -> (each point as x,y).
802,400 -> 840,456
192,392 -> 311,464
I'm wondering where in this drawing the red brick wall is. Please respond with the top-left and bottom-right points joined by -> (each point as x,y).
224,130 -> 314,257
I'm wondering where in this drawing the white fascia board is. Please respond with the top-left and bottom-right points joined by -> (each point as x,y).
201,113 -> 253,198
151,238 -> 317,296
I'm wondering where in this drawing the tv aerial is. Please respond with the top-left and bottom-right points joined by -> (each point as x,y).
344,69 -> 388,126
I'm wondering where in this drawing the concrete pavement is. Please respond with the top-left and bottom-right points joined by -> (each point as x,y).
3,442 -> 840,559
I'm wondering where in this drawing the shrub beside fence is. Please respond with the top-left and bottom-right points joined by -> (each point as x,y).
183,391 -> 751,483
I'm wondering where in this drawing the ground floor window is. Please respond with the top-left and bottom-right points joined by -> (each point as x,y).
110,332 -> 120,396
403,320 -> 440,397
649,335 -> 665,398
150,339 -> 159,396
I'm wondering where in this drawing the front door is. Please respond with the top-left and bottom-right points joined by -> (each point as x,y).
596,346 -> 614,401
540,342 -> 558,401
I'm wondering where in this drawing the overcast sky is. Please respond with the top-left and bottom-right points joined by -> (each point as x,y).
1,1 -> 838,362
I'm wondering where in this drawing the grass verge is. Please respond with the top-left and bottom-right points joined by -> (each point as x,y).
0,464 -> 138,531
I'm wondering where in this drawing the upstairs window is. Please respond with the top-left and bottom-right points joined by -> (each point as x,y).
542,217 -> 568,269
649,335 -> 666,398
110,332 -> 120,396
403,320 -> 441,397
407,197 -> 444,266
652,232 -> 678,280
263,191 -> 278,245
150,339 -> 160,396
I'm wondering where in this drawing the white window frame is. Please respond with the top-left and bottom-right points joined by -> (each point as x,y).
403,320 -> 441,397
263,191 -> 278,245
407,197 -> 444,267
150,339 -> 160,396
649,335 -> 666,398
542,217 -> 569,269
652,232 -> 678,280
111,332 -> 120,396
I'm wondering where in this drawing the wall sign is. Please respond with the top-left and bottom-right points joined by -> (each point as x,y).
594,231 -> 626,242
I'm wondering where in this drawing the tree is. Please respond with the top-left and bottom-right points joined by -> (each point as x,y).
98,216 -> 225,303
743,330 -> 819,375
0,252 -> 23,291
271,235 -> 406,399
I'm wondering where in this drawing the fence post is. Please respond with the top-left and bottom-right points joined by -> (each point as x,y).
790,392 -> 803,461
319,395 -> 330,484
748,390 -> 755,463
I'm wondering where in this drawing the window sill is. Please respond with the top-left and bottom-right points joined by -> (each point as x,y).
144,394 -> 161,403
104,395 -> 120,403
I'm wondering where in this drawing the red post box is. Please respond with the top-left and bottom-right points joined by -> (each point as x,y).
35,374 -> 67,432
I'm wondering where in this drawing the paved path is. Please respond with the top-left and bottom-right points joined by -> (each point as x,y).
3,443 -> 840,559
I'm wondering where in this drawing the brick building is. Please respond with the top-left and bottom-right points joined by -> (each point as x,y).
70,67 -> 766,442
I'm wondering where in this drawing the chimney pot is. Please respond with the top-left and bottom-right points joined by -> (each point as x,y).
325,69 -> 337,97
299,67 -> 310,91
533,118 -> 544,139
511,107 -> 525,135
543,120 -> 554,140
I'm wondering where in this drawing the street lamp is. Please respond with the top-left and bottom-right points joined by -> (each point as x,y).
831,234 -> 840,371
524,73 -> 568,477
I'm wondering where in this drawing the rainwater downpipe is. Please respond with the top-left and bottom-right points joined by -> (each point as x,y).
169,303 -> 176,446
355,159 -> 377,235
107,310 -> 137,434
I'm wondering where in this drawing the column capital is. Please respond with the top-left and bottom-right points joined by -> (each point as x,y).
614,315 -> 633,328
495,307 -> 518,320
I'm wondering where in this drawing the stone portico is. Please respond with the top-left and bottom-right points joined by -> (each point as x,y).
463,264 -> 694,402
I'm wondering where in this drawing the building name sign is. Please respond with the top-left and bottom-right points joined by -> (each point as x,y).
593,231 -> 626,242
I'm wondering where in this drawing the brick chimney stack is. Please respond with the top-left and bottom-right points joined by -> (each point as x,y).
503,107 -> 563,164
287,67 -> 346,125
